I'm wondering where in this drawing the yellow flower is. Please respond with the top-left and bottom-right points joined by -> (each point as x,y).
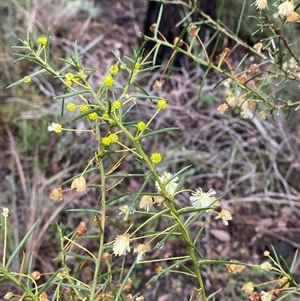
157,99 -> 167,109
139,195 -> 153,212
151,152 -> 162,164
133,244 -> 148,262
113,233 -> 131,256
134,62 -> 140,70
37,37 -> 47,45
88,112 -> 98,120
103,75 -> 114,86
137,121 -> 146,131
47,122 -> 62,133
112,100 -> 122,109
278,1 -> 294,17
109,65 -> 119,75
102,113 -> 109,120
101,136 -> 111,146
67,103 -> 76,112
71,176 -> 87,192
65,72 -> 75,81
23,76 -> 31,83
80,105 -> 88,112
108,133 -> 118,143
215,209 -> 233,226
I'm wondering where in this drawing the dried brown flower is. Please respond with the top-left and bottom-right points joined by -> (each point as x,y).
189,25 -> 197,37
76,221 -> 87,236
153,80 -> 163,91
50,186 -> 63,202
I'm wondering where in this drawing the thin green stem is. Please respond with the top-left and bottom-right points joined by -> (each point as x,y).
89,157 -> 107,301
2,214 -> 7,268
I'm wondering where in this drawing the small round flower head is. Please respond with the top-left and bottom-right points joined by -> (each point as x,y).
2,207 -> 9,217
225,262 -> 246,274
153,80 -> 163,91
260,291 -> 272,301
260,261 -> 272,271
39,292 -> 49,301
217,103 -> 229,114
133,244 -> 148,262
103,75 -> 114,86
76,221 -> 87,236
4,292 -> 13,299
113,233 -> 131,256
109,65 -> 119,75
134,62 -> 140,70
215,209 -> 233,226
50,186 -> 63,201
153,195 -> 165,206
23,76 -> 31,83
67,102 -> 76,112
173,37 -> 183,47
119,205 -> 130,221
112,100 -> 122,109
157,99 -> 167,109
155,265 -> 163,273
47,122 -> 62,133
277,276 -> 290,288
71,176 -> 87,192
101,136 -> 112,146
88,112 -> 98,120
189,25 -> 198,37
136,296 -> 145,301
242,282 -> 254,294
65,72 -> 75,81
150,23 -> 157,32
254,0 -> 268,10
253,42 -> 263,54
102,113 -> 109,120
123,278 -> 133,292
139,195 -> 153,212
108,133 -> 118,143
278,1 -> 294,17
31,271 -> 41,280
190,188 -> 216,209
248,64 -> 259,74
151,152 -> 162,164
155,172 -> 179,196
37,37 -> 47,45
102,252 -> 111,261
80,105 -> 88,112
137,121 -> 146,132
